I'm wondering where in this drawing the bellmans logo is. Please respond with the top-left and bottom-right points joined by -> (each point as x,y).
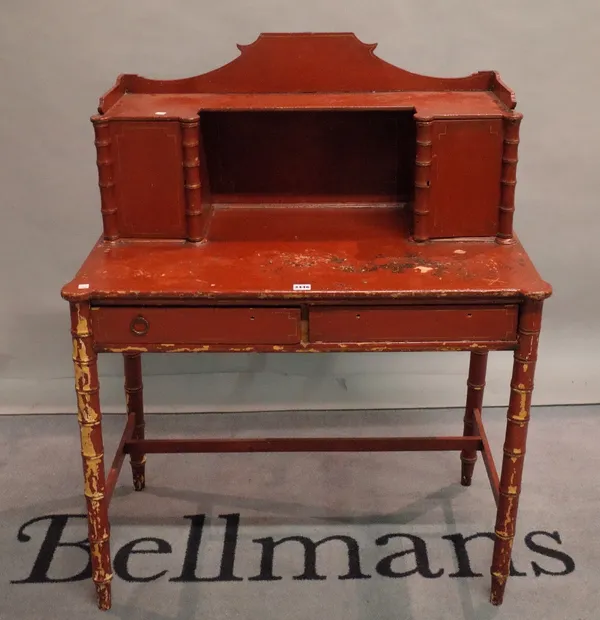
11,514 -> 575,584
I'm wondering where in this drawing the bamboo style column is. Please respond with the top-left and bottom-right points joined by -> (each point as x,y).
70,302 -> 112,610
496,112 -> 522,244
490,299 -> 543,605
460,350 -> 488,485
413,116 -> 433,242
93,120 -> 119,241
124,353 -> 145,491
181,118 -> 204,242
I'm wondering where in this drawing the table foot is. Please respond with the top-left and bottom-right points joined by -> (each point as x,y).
490,572 -> 506,606
460,456 -> 477,486
132,462 -> 146,491
95,579 -> 112,610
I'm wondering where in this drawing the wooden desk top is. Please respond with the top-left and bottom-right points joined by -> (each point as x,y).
62,206 -> 550,303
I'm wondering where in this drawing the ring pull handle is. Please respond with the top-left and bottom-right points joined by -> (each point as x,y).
130,315 -> 149,336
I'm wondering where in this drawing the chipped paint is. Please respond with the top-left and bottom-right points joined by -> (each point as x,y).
74,362 -> 91,392
414,266 -> 433,274
98,340 -> 517,354
83,456 -> 103,498
80,423 -> 99,458
90,542 -> 104,569
76,393 -> 100,424
96,580 -> 112,611
72,337 -> 92,363
507,485 -> 518,495
501,495 -> 515,537
75,304 -> 90,336
106,345 -> 150,353
513,390 -> 528,421
72,302 -> 113,606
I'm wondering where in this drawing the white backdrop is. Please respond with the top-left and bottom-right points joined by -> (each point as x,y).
1,0 -> 598,414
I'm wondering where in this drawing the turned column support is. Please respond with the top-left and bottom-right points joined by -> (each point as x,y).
496,112 -> 522,244
413,116 -> 433,242
93,119 -> 119,241
181,118 -> 205,242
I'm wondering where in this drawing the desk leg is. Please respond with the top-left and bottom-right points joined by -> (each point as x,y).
124,353 -> 146,491
71,302 -> 112,610
460,350 -> 488,485
490,299 -> 542,605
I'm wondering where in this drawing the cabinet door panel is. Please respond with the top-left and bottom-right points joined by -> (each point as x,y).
430,120 -> 503,238
112,121 -> 186,238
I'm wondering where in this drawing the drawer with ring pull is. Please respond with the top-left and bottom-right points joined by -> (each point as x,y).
90,306 -> 301,346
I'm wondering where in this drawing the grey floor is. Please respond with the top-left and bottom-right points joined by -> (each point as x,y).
0,406 -> 598,620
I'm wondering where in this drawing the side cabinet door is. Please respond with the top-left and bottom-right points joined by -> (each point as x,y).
429,119 -> 503,238
111,121 -> 186,238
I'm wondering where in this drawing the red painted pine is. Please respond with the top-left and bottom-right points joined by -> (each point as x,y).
62,34 -> 551,610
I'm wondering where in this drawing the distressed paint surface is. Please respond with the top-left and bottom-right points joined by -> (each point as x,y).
62,33 -> 552,610
71,302 -> 113,610
95,341 -> 517,354
61,207 -> 550,303
490,298 -> 542,606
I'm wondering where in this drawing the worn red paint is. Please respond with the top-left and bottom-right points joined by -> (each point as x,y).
62,33 -> 551,610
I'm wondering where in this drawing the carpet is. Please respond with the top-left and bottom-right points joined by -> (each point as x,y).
0,406 -> 597,619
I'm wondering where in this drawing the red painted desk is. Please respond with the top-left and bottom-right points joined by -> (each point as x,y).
61,33 -> 551,610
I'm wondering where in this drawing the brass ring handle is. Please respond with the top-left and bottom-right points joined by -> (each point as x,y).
130,315 -> 149,336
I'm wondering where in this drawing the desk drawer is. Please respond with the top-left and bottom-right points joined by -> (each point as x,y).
91,307 -> 301,345
309,305 -> 518,343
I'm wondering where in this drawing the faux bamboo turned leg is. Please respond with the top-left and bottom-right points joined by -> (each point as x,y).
70,302 -> 112,610
490,299 -> 543,606
124,353 -> 146,491
460,350 -> 488,486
